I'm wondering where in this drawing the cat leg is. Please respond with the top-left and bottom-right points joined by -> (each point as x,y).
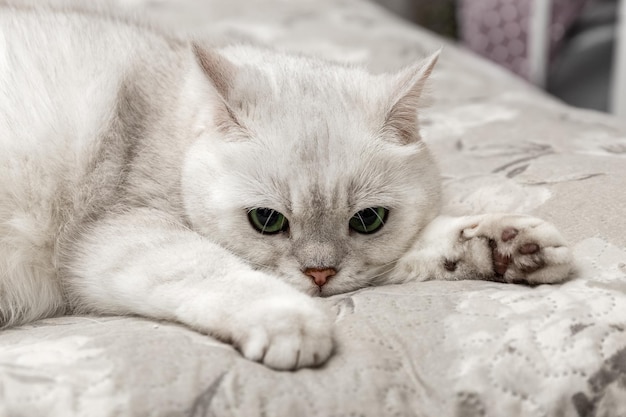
392,214 -> 575,285
63,209 -> 333,370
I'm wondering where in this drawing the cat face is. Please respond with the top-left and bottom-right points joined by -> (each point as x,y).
182,46 -> 441,296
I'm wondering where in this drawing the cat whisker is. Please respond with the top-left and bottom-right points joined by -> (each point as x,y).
261,209 -> 276,234
241,258 -> 276,271
366,262 -> 398,284
369,207 -> 385,225
356,212 -> 367,233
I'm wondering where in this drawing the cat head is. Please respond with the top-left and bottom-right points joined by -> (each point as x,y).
181,45 -> 441,296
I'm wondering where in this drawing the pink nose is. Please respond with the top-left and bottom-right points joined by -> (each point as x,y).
303,267 -> 337,287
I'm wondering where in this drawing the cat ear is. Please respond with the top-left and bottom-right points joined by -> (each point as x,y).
192,43 -> 246,135
383,50 -> 440,144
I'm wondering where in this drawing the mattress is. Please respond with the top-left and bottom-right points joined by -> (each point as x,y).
2,0 -> 626,416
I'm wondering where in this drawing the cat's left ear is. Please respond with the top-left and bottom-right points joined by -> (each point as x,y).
383,50 -> 440,144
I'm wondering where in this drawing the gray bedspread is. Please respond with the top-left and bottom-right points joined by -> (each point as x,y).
2,1 -> 626,416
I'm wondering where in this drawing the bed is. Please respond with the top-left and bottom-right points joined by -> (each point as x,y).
2,0 -> 626,416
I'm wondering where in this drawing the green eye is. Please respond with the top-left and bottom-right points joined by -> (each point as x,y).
248,208 -> 289,235
349,207 -> 388,234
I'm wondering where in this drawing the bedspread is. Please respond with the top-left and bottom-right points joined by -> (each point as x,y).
2,1 -> 626,416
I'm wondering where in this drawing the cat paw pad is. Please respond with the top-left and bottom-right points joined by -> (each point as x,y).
469,215 -> 574,284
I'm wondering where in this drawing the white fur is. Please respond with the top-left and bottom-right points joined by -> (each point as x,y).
0,6 -> 574,370
0,8 -> 139,325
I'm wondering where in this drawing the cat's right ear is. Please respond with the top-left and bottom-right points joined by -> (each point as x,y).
192,43 -> 246,136
382,50 -> 440,145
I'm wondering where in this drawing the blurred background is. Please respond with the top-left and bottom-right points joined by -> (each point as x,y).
372,0 -> 623,116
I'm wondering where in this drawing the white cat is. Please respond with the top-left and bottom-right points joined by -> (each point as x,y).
0,6 -> 574,370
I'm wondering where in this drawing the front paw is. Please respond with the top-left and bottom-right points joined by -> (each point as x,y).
232,297 -> 334,371
462,214 -> 575,284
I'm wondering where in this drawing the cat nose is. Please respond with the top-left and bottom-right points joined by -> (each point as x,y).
303,267 -> 337,287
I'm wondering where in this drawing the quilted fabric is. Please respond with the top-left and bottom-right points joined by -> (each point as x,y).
1,0 -> 626,416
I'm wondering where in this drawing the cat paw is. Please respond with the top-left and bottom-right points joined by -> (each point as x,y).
233,297 -> 334,371
460,214 -> 574,284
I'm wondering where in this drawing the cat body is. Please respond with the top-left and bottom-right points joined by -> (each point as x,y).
1,8 -> 198,323
0,6 -> 573,370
